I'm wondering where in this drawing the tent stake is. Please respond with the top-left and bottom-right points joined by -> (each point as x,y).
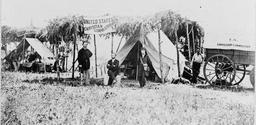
158,30 -> 164,84
94,34 -> 98,78
72,33 -> 77,79
186,22 -> 191,61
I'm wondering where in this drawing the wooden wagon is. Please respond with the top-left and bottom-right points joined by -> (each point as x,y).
203,42 -> 255,86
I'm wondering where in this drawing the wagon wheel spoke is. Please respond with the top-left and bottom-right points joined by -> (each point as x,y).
235,75 -> 241,80
209,75 -> 216,83
224,72 -> 229,81
207,63 -> 215,69
234,78 -> 237,83
219,73 -> 225,80
229,73 -> 233,83
206,72 -> 215,77
232,64 -> 246,85
221,56 -> 224,62
205,68 -> 215,71
222,65 -> 233,71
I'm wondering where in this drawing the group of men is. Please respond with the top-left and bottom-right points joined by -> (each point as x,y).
77,41 -> 151,87
77,41 -> 203,87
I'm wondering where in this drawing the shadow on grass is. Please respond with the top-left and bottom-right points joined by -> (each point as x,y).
22,77 -> 104,87
22,77 -> 163,90
195,84 -> 254,92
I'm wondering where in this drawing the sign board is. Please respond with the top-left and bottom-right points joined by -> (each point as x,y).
83,16 -> 116,35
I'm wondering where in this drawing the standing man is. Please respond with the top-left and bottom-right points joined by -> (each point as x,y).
191,49 -> 203,84
138,48 -> 150,88
78,42 -> 93,85
107,53 -> 119,86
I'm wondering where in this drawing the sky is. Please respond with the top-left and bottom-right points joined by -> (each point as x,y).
1,0 -> 255,44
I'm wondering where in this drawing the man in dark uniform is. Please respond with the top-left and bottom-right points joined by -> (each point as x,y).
78,42 -> 93,85
107,53 -> 119,86
138,48 -> 150,88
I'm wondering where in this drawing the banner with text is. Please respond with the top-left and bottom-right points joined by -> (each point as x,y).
83,16 -> 116,34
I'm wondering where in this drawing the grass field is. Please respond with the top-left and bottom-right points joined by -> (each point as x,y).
1,72 -> 255,125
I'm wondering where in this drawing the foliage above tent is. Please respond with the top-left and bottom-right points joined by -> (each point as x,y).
2,9 -> 204,45
114,10 -> 204,42
45,15 -> 90,44
1,25 -> 39,45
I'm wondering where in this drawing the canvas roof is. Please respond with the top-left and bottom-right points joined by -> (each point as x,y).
116,25 -> 186,80
5,38 -> 54,61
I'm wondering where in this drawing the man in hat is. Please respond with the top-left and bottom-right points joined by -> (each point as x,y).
138,48 -> 150,88
191,48 -> 204,84
78,41 -> 93,85
107,53 -> 119,86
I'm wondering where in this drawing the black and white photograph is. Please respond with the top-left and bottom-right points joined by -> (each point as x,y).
0,0 -> 255,124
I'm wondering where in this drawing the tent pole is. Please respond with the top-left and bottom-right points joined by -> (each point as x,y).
111,32 -> 114,54
23,36 -> 26,61
72,33 -> 77,79
94,34 -> 98,78
201,37 -> 204,55
175,30 -> 181,78
136,42 -> 139,80
158,30 -> 164,84
115,35 -> 124,53
186,22 -> 191,61
56,43 -> 60,81
192,26 -> 195,54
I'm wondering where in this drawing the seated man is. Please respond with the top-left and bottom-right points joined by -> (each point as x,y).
107,53 -> 119,86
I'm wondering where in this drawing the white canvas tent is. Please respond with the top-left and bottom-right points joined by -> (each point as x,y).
116,26 -> 186,81
5,38 -> 55,64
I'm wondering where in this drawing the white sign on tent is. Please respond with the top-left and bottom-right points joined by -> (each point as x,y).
83,15 -> 116,35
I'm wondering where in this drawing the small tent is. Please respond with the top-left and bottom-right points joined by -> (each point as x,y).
116,25 -> 186,81
4,38 -> 55,64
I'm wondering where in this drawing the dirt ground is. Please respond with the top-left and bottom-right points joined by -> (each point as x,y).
1,72 -> 255,125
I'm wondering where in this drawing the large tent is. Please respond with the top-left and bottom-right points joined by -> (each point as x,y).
4,38 -> 55,64
116,25 -> 186,81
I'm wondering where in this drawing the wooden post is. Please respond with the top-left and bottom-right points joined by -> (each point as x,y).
186,22 -> 191,61
175,30 -> 181,77
94,35 -> 98,78
111,33 -> 114,54
158,30 -> 164,83
72,33 -> 77,79
192,26 -> 195,55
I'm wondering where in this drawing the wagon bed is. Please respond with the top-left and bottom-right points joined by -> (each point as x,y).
203,42 -> 255,86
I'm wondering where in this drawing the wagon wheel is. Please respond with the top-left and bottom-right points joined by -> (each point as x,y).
203,54 -> 236,86
232,64 -> 246,85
